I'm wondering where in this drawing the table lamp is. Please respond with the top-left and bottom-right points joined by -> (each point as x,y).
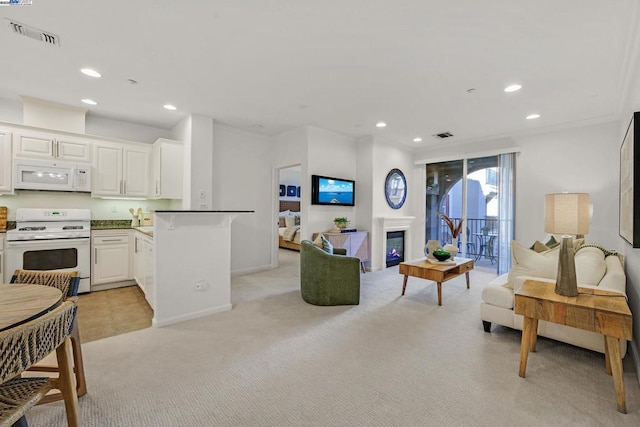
544,193 -> 590,296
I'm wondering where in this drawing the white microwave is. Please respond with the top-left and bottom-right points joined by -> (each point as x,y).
14,159 -> 91,192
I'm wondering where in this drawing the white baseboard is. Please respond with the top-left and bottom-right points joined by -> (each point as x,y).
231,264 -> 272,276
152,304 -> 232,328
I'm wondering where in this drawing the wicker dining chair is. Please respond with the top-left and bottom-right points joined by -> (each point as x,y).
0,300 -> 79,427
10,270 -> 87,403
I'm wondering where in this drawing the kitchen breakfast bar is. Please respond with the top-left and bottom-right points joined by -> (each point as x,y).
152,210 -> 254,327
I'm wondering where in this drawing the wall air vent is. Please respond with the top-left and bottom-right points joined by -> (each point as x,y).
434,132 -> 453,139
6,19 -> 60,47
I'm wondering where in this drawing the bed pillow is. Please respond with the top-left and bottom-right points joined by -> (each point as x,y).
279,217 -> 286,227
279,210 -> 291,217
285,216 -> 296,228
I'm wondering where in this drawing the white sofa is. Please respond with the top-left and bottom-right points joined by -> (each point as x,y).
480,241 -> 627,355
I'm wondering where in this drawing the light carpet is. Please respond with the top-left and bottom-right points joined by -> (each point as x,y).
29,251 -> 640,426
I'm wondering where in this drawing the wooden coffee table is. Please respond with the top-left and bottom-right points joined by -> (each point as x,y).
399,257 -> 474,306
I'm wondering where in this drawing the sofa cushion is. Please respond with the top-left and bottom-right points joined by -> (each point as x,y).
506,241 -> 559,289
482,284 -> 514,309
574,246 -> 607,286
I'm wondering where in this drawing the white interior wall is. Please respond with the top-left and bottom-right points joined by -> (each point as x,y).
279,167 -> 301,202
170,115 -> 193,209
619,46 -> 640,371
211,124 -> 274,274
86,115 -> 174,144
369,139 -> 416,271
356,137 -> 374,267
306,126 -> 357,240
189,114 -> 214,211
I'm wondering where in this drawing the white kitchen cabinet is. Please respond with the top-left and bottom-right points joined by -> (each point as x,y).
151,138 -> 183,199
91,230 -> 132,286
93,142 -> 150,198
13,130 -> 92,162
133,231 -> 154,309
0,129 -> 12,193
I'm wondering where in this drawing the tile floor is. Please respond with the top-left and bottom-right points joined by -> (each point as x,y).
77,285 -> 153,343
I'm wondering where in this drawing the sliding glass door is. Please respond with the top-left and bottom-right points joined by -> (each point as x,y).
425,154 -> 515,274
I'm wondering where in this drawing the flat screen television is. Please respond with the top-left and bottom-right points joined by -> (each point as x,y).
311,175 -> 355,206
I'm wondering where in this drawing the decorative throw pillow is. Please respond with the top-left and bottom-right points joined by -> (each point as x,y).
320,235 -> 333,254
313,233 -> 324,248
294,215 -> 301,226
574,246 -> 606,285
531,241 -> 549,253
279,217 -> 286,227
506,241 -> 559,289
546,235 -> 560,249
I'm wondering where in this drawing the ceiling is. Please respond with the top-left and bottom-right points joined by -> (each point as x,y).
0,0 -> 638,148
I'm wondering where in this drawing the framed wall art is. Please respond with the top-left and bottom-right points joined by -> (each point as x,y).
620,111 -> 640,247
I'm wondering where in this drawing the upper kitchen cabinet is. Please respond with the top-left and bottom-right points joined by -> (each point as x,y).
151,138 -> 183,199
13,129 -> 92,163
93,141 -> 150,198
0,129 -> 12,193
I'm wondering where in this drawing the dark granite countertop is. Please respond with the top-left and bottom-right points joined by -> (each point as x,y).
91,220 -> 133,230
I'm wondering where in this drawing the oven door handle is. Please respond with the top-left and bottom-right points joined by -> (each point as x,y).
5,238 -> 91,249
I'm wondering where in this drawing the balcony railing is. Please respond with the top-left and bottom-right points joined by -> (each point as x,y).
436,217 -> 499,261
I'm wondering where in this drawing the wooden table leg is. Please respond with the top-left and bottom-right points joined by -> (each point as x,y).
437,282 -> 442,306
401,275 -> 408,296
530,318 -> 538,352
605,336 -> 612,375
465,271 -> 470,289
519,317 -> 535,378
605,335 -> 626,413
56,337 -> 79,427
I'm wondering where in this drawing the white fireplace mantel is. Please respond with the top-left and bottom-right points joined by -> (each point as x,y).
376,216 -> 416,270
378,216 -> 416,231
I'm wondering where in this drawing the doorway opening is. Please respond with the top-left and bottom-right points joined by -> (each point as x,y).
275,165 -> 302,268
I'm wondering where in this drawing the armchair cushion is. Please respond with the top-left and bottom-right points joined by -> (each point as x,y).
300,240 -> 360,306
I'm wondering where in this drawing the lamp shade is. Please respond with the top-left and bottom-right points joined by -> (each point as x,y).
544,193 -> 590,235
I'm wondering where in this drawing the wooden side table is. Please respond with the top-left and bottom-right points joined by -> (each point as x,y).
515,279 -> 632,413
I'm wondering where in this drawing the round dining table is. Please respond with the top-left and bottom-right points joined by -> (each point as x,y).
0,284 -> 63,332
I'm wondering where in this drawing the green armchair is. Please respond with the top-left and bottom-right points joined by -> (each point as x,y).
300,240 -> 360,306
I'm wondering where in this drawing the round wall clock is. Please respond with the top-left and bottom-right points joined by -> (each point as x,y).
385,168 -> 407,209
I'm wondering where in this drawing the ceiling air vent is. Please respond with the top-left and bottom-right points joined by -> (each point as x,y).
434,131 -> 453,139
6,19 -> 60,47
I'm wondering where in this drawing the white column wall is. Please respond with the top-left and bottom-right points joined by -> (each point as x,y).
211,124 -> 274,274
306,126 -> 358,240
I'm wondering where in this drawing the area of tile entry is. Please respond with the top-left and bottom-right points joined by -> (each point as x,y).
77,285 -> 153,343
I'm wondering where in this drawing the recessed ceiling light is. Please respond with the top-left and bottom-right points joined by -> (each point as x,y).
163,104 -> 177,111
80,68 -> 101,78
504,84 -> 522,93
376,121 -> 387,128
413,137 -> 422,142
526,113 -> 540,120
81,98 -> 97,105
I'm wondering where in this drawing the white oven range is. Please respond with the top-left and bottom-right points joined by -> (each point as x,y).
5,208 -> 91,293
